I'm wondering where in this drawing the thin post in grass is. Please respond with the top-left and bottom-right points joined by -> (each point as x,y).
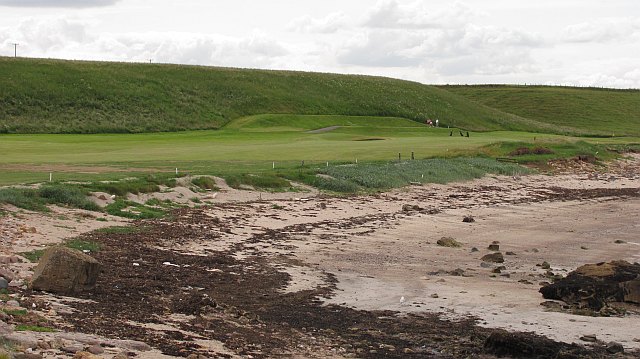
326,161 -> 329,167
411,151 -> 415,160
49,172 -> 52,182
175,168 -> 178,176
272,162 -> 275,169
398,153 -> 401,162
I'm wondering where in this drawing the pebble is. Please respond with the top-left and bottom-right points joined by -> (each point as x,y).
72,352 -> 101,359
14,353 -> 43,359
606,342 -> 624,354
87,345 -> 105,354
0,277 -> 8,289
0,268 -> 14,282
580,334 -> 597,342
62,344 -> 85,354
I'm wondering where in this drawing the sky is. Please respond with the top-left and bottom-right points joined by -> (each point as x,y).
1,0 -> 639,88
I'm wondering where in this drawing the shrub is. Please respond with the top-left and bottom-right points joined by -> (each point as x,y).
38,184 -> 100,211
191,176 -> 219,190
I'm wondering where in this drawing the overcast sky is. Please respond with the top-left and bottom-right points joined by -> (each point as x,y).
1,0 -> 639,88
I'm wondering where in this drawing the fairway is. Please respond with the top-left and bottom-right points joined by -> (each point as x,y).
1,114 -> 631,185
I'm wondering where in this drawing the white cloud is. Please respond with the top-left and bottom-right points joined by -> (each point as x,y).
1,1 -> 639,88
562,17 -> 640,43
288,12 -> 348,34
1,17 -> 289,68
0,0 -> 120,8
364,0 -> 477,29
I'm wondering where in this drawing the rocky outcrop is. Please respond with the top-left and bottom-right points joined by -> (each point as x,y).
539,260 -> 640,311
30,246 -> 101,294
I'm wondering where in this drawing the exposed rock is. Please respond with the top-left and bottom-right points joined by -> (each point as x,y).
540,261 -> 551,269
437,237 -> 462,248
118,339 -> 151,351
484,330 -> 572,358
63,344 -> 85,354
621,278 -> 640,303
30,246 -> 101,294
2,333 -> 38,349
470,247 -> 479,252
0,277 -> 8,289
606,342 -> 624,354
462,215 -> 475,223
614,240 -> 626,244
580,335 -> 597,342
539,260 -> 640,312
112,353 -> 129,359
487,244 -> 500,251
481,252 -> 504,263
402,204 -> 421,212
73,352 -> 101,359
87,345 -> 105,355
0,268 -> 14,282
14,353 -> 43,359
0,319 -> 13,335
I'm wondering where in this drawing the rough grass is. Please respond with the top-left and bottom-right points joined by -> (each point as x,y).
20,238 -> 101,262
280,157 -> 529,193
14,325 -> 55,332
223,173 -> 292,191
480,140 -> 614,163
105,199 -> 166,219
0,184 -> 98,211
85,175 -> 177,196
190,176 -> 219,191
440,85 -> 640,137
0,57 -> 544,134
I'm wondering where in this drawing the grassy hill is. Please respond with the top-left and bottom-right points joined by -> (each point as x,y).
440,85 -> 640,137
2,57 -> 638,136
0,57 -> 542,134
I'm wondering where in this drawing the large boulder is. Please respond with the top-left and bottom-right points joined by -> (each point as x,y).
30,246 -> 100,294
539,260 -> 640,311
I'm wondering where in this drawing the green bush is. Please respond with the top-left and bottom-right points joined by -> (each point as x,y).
191,176 -> 219,190
39,184 -> 100,211
224,173 -> 291,190
0,188 -> 46,211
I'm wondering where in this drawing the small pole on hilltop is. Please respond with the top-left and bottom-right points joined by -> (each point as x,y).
11,43 -> 18,57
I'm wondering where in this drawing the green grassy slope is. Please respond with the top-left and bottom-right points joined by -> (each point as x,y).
0,57 -> 539,134
440,85 -> 640,137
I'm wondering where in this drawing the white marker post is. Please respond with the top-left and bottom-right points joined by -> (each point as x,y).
272,162 -> 275,169
49,172 -> 52,182
175,168 -> 178,176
